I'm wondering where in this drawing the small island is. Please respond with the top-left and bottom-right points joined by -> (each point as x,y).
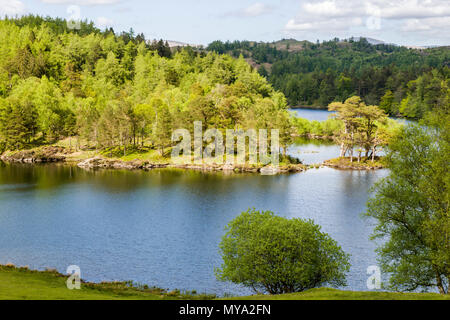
323,157 -> 385,170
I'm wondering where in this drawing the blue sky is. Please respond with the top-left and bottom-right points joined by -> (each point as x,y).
1,0 -> 449,46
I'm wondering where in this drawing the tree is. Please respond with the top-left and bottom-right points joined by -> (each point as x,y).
258,65 -> 268,78
366,118 -> 449,294
329,96 -> 388,162
379,90 -> 396,115
357,104 -> 388,159
0,98 -> 37,149
216,209 -> 350,295
152,99 -> 172,155
329,96 -> 363,159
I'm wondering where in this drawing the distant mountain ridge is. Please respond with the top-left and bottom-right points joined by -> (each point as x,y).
166,37 -> 446,51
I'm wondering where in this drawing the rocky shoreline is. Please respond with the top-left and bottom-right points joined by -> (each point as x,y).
1,147 -> 386,173
0,146 -> 67,163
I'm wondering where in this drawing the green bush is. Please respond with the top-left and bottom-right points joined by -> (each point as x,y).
292,117 -> 343,137
0,141 -> 6,154
216,209 -> 350,295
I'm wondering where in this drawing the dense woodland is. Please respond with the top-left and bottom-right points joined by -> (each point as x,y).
207,39 -> 450,119
1,15 -> 448,158
0,16 -> 293,154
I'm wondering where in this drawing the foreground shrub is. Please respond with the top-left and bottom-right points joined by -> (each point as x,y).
216,209 -> 350,294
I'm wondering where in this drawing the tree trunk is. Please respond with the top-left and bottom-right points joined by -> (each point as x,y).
436,272 -> 446,295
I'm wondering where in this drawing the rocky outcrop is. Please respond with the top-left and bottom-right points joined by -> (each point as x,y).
0,147 -> 66,163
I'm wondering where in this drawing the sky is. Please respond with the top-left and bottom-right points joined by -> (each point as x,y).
0,0 -> 449,46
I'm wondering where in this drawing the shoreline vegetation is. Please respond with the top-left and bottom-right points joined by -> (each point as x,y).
0,141 -> 387,172
1,264 -> 448,300
323,157 -> 385,170
0,144 -> 308,174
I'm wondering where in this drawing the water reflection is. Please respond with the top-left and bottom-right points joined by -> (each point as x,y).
288,137 -> 340,165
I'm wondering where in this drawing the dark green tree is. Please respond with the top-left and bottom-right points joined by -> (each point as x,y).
216,209 -> 350,294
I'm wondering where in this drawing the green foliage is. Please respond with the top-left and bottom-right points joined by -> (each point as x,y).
216,209 -> 350,295
0,16 -> 293,156
329,96 -> 391,161
398,69 -> 449,119
207,39 -> 450,119
292,117 -> 343,137
366,117 -> 449,294
379,90 -> 397,114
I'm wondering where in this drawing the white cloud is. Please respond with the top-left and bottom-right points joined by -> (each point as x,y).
285,0 -> 450,37
243,3 -> 272,17
286,17 -> 363,31
96,16 -> 114,29
402,16 -> 450,31
224,2 -> 274,18
40,0 -> 121,5
376,0 -> 450,19
303,0 -> 354,18
0,0 -> 25,16
402,18 -> 432,31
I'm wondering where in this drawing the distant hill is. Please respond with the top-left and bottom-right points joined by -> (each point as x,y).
205,37 -> 450,115
270,39 -> 313,52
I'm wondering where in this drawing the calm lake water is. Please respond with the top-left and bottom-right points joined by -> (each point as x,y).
290,108 -> 335,121
0,162 -> 387,296
289,138 -> 340,165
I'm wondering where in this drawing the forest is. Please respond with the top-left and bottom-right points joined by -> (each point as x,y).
0,16 -> 293,155
207,39 -> 450,119
1,15 -> 448,159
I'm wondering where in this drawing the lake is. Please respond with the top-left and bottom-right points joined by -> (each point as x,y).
0,162 -> 387,296
290,108 -> 335,122
289,138 -> 340,165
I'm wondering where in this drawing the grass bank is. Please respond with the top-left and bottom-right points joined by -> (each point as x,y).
229,288 -> 449,300
0,265 -> 214,300
1,265 -> 448,300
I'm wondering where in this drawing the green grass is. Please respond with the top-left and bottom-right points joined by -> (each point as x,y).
0,265 -> 214,300
1,266 -> 448,300
229,288 -> 450,300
